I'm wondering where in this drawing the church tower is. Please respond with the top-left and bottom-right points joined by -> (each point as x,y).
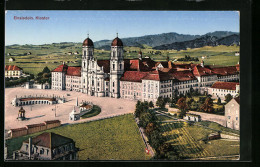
110,34 -> 124,98
81,34 -> 94,94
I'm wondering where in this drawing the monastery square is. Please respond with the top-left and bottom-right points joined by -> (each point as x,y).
5,87 -> 136,130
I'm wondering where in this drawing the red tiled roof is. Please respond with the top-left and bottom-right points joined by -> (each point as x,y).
129,59 -> 139,70
120,71 -> 149,82
44,120 -> 61,124
236,64 -> 240,71
10,127 -> 28,132
172,63 -> 192,70
66,66 -> 81,76
111,37 -> 123,46
52,64 -> 68,72
211,66 -> 238,76
24,132 -> 74,149
26,123 -> 46,128
20,97 -> 56,101
97,60 -> 110,73
83,38 -> 94,46
193,65 -> 214,76
124,58 -> 156,71
211,82 -> 239,90
142,70 -> 170,81
170,70 -> 196,81
5,65 -> 22,71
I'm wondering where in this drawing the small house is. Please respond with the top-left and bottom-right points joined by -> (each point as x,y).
9,57 -> 15,62
183,113 -> 201,122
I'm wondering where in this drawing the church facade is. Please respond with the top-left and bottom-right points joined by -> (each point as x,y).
51,35 -> 240,101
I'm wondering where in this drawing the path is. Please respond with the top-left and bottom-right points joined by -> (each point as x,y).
135,118 -> 155,157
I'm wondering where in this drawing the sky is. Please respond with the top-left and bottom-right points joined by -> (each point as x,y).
5,11 -> 239,45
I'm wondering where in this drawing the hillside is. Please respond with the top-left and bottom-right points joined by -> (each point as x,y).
153,34 -> 240,50
94,31 -> 238,50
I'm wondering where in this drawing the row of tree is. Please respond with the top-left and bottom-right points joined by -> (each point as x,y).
177,55 -> 199,62
135,101 -> 180,160
156,88 -> 234,115
5,66 -> 52,88
5,74 -> 34,87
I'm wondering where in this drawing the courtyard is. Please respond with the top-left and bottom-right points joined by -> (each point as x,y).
5,87 -> 136,130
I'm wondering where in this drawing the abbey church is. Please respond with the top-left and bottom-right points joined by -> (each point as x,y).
51,35 -> 240,101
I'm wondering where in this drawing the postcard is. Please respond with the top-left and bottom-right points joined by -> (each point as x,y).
4,10 -> 241,161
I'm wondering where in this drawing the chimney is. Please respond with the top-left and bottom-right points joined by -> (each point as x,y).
28,137 -> 32,160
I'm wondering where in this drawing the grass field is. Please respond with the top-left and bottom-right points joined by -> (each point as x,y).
81,105 -> 101,119
158,120 -> 239,160
5,43 -> 239,75
6,114 -> 151,160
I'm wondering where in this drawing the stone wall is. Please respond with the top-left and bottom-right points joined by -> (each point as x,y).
8,120 -> 61,138
188,111 -> 226,126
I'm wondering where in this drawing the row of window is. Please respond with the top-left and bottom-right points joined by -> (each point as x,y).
173,80 -> 197,85
212,89 -> 235,93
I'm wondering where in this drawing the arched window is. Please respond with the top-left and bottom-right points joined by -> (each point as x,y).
120,64 -> 122,70
113,51 -> 115,57
113,64 -> 115,70
84,50 -> 86,56
84,62 -> 85,68
113,82 -> 115,87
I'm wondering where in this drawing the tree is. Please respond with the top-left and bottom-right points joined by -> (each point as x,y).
42,66 -> 51,73
156,97 -> 166,108
148,130 -> 166,150
225,94 -> 233,103
177,97 -> 188,117
217,97 -> 222,105
177,97 -> 187,111
149,101 -> 154,108
199,97 -> 214,113
145,122 -> 157,136
186,97 -> 194,110
164,97 -> 170,103
43,73 -> 51,79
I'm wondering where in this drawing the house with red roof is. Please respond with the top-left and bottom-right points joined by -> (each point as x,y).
13,132 -> 78,160
5,65 -> 23,78
208,81 -> 239,99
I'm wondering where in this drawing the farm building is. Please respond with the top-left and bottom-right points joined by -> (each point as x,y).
9,57 -> 15,62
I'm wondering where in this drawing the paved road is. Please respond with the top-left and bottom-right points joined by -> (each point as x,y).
5,87 -> 136,130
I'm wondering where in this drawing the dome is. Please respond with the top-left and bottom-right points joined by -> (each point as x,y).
111,37 -> 123,46
83,38 -> 94,47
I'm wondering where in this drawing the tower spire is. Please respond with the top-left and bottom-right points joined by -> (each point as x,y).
116,32 -> 118,38
87,32 -> 89,38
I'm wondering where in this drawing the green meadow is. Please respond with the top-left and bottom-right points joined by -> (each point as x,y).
5,43 -> 239,76
6,114 -> 151,160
